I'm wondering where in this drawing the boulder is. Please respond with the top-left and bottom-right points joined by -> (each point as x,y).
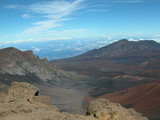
33,96 -> 51,105
8,82 -> 39,100
0,91 -> 7,102
86,98 -> 148,120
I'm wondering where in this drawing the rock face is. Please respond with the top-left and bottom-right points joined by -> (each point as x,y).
0,47 -> 69,81
0,82 -> 148,120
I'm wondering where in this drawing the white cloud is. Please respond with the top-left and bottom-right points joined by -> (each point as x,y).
119,0 -> 141,3
22,14 -> 30,19
129,38 -> 134,41
54,49 -> 63,51
5,0 -> 86,35
1,37 -> 72,45
4,5 -> 18,9
107,36 -> 112,40
74,48 -> 82,51
33,48 -> 41,52
27,0 -> 85,18
25,20 -> 62,34
152,34 -> 160,37
112,0 -> 160,3
52,57 -> 57,59
100,0 -> 159,4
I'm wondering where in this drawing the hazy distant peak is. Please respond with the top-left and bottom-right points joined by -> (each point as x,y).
117,39 -> 129,42
80,39 -> 160,58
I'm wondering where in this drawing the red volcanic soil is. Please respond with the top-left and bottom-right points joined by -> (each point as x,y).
98,82 -> 160,119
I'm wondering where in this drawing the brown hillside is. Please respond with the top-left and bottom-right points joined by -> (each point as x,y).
99,82 -> 160,119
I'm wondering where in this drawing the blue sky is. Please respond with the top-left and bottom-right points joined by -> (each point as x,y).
1,0 -> 160,44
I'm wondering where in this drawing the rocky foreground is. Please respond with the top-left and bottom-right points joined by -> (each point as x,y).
0,82 -> 148,120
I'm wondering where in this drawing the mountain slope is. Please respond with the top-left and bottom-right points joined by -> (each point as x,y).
53,39 -> 160,76
0,47 -> 68,81
84,82 -> 160,120
78,39 -> 160,58
98,82 -> 160,120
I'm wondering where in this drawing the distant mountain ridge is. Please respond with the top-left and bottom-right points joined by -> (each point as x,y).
54,39 -> 160,75
79,39 -> 160,58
